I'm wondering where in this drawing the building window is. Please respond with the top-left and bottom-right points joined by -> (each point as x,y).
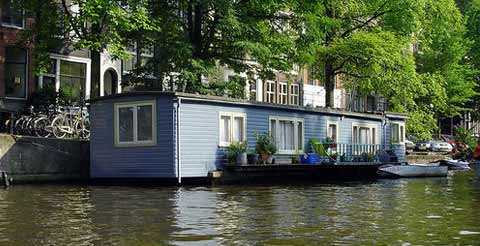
290,83 -> 299,105
39,55 -> 91,103
327,121 -> 339,143
121,43 -> 154,76
219,112 -> 246,147
114,100 -> 156,146
5,47 -> 27,98
352,123 -> 377,145
266,80 -> 276,103
1,1 -> 24,28
279,81 -> 288,105
270,116 -> 304,154
391,122 -> 405,144
60,60 -> 86,103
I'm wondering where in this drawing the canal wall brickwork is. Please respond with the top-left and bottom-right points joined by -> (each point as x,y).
0,134 -> 89,183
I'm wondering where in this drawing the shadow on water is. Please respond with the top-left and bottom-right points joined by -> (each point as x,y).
0,169 -> 478,245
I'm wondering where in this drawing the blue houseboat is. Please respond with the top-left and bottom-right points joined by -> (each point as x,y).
89,92 -> 408,182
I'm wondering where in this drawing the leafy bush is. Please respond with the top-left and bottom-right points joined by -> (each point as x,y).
255,132 -> 277,155
226,142 -> 248,164
454,126 -> 477,148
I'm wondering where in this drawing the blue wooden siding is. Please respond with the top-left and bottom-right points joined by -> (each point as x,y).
90,93 -> 407,179
385,120 -> 407,163
179,99 -> 385,177
90,95 -> 176,178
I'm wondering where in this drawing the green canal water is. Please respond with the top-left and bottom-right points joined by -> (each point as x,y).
1,168 -> 480,245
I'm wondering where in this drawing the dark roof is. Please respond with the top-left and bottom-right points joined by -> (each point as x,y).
89,91 -> 409,121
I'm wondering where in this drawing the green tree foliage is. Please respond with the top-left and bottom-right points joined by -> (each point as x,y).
298,0 -> 477,139
296,0 -> 420,107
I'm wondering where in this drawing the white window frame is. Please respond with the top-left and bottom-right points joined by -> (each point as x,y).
278,81 -> 288,105
38,54 -> 91,100
352,122 -> 378,145
289,83 -> 299,105
218,112 -> 247,147
114,100 -> 157,147
391,122 -> 405,144
269,116 -> 304,154
326,120 -> 339,143
121,42 -> 155,76
266,80 -> 276,103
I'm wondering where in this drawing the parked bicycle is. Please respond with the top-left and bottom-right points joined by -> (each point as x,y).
11,105 -> 90,140
51,106 -> 90,139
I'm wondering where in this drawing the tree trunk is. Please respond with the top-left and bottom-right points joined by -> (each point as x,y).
325,60 -> 335,108
324,0 -> 335,108
90,49 -> 101,99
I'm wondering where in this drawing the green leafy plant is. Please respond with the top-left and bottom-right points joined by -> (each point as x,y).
226,141 -> 248,164
255,132 -> 277,155
454,126 -> 477,149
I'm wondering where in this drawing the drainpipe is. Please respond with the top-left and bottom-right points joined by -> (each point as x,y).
176,98 -> 182,184
383,116 -> 388,151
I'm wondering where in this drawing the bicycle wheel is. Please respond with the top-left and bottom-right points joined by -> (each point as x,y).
34,116 -> 51,138
14,117 -> 25,135
74,118 -> 90,139
51,116 -> 67,139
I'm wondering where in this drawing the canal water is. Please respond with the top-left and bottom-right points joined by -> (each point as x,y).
1,168 -> 480,245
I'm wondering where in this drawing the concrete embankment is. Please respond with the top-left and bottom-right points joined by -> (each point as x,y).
0,134 -> 89,183
406,152 -> 451,164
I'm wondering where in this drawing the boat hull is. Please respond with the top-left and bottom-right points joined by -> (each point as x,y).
440,160 -> 471,170
378,165 -> 448,178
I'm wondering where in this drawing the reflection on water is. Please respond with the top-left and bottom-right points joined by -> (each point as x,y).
0,168 -> 480,245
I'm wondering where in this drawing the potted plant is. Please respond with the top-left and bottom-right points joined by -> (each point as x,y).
247,150 -> 259,164
255,132 -> 277,164
228,142 -> 248,165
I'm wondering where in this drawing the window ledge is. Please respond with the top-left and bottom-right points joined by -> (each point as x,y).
114,142 -> 156,148
1,24 -> 24,30
4,96 -> 27,101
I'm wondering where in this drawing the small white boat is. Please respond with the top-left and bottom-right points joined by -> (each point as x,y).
377,164 -> 448,178
440,159 -> 470,170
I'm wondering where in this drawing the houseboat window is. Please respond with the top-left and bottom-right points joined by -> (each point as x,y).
1,0 -> 24,28
266,80 -> 276,103
391,122 -> 405,144
279,81 -> 288,105
5,47 -> 27,98
219,112 -> 246,147
290,83 -> 299,105
352,123 -> 377,144
270,116 -> 304,154
327,121 -> 339,142
114,101 -> 156,146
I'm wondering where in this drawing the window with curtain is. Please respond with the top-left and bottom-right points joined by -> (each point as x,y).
270,116 -> 304,154
219,112 -> 246,146
391,122 -> 405,144
352,123 -> 377,144
115,101 -> 156,146
327,122 -> 338,142
5,47 -> 27,98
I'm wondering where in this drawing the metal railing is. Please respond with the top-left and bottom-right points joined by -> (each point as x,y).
315,143 -> 383,163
